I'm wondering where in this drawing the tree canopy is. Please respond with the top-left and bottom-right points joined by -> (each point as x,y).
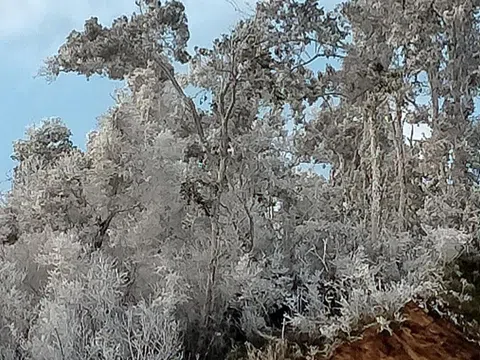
1,0 -> 480,359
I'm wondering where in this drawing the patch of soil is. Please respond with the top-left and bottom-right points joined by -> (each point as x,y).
330,301 -> 480,360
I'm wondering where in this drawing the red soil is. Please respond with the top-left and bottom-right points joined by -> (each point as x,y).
330,302 -> 480,360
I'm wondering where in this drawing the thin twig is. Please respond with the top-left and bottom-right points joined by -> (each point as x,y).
54,328 -> 66,360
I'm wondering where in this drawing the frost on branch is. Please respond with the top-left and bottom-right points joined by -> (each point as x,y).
41,0 -> 190,81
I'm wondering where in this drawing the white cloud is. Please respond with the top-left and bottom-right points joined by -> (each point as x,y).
0,0 -> 137,72
0,0 -> 135,39
0,0 -> 257,40
0,0 -> 341,73
0,0 -> 257,71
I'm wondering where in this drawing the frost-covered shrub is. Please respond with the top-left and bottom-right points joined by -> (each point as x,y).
224,222 -> 471,351
27,231 -> 186,360
27,232 -> 126,360
120,271 -> 188,360
0,251 -> 33,359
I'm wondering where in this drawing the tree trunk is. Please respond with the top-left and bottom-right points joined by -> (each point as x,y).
368,109 -> 382,243
392,99 -> 407,231
203,99 -> 230,328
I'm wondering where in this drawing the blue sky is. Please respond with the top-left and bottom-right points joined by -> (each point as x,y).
0,0 -> 344,193
0,0 -> 273,191
1,0 -> 437,192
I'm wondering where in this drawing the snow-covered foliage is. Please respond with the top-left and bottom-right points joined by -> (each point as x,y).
1,0 -> 480,359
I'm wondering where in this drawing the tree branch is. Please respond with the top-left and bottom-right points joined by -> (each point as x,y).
154,57 -> 208,148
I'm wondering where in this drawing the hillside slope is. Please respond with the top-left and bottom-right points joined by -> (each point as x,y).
331,302 -> 480,360
245,300 -> 480,360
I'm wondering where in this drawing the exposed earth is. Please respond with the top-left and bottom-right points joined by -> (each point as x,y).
330,301 -> 480,360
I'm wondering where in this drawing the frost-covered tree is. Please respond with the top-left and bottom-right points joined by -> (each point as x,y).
300,0 -> 480,241
5,119 -> 91,236
12,118 -> 74,164
0,0 -> 479,359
